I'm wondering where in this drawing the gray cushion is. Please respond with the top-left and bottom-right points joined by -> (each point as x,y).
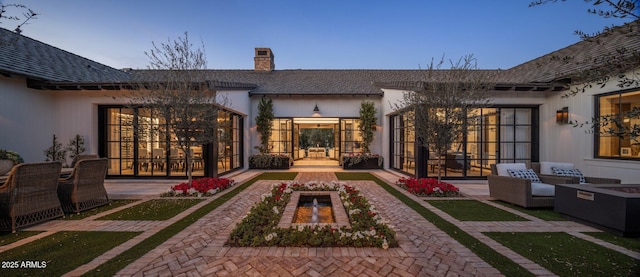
531,183 -> 555,196
496,163 -> 527,177
507,168 -> 542,183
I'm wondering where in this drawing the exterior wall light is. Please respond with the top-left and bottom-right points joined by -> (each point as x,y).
556,107 -> 569,124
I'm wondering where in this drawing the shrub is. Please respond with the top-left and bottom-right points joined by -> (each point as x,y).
249,153 -> 291,168
396,177 -> 461,197
0,149 -> 24,165
162,177 -> 235,197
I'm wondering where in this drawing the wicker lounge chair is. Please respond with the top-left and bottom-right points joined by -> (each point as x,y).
488,163 -> 572,208
531,162 -> 621,184
0,162 -> 64,232
57,158 -> 110,214
70,154 -> 99,168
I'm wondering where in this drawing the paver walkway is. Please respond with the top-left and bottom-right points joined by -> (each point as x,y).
1,170 -> 638,276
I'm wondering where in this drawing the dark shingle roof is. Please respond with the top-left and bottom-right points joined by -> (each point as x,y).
500,20 -> 640,83
2,20 -> 637,94
0,27 -> 130,83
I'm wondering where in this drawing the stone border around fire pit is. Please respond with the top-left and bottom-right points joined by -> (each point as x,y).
278,191 -> 351,229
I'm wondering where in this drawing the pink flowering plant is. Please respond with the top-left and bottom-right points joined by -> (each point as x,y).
395,177 -> 461,197
162,177 -> 235,197
227,181 -> 397,248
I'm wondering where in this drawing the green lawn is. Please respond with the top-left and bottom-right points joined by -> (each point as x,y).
0,231 -> 141,276
485,232 -> 640,276
583,231 -> 640,252
0,231 -> 43,247
428,199 -> 528,221
491,200 -> 567,221
62,199 -> 139,220
97,199 -> 204,221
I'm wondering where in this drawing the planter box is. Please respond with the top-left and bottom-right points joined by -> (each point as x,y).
342,157 -> 382,170
554,184 -> 640,237
249,161 -> 291,170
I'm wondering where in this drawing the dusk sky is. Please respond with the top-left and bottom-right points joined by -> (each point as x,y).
4,1 -> 633,70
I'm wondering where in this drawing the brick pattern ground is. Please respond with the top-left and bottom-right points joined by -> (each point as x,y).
1,170 -> 638,276
116,173 -> 497,276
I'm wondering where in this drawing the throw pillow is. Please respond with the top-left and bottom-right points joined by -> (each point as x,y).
552,167 -> 586,183
507,168 -> 542,183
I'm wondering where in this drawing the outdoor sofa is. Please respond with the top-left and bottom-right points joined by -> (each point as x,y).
531,162 -> 621,184
0,162 -> 65,232
488,163 -> 573,208
57,158 -> 110,214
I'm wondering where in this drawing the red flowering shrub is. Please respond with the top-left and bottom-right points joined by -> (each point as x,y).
164,177 -> 235,196
395,177 -> 461,197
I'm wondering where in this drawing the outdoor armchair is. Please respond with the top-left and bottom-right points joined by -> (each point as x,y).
57,158 -> 110,214
488,163 -> 572,208
0,162 -> 64,232
532,162 -> 621,184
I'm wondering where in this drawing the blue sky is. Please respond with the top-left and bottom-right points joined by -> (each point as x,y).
5,1 -> 633,70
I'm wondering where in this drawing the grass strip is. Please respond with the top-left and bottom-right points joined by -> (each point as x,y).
1,231 -> 141,276
86,171 -> 297,276
485,232 -> 640,276
335,172 -> 533,276
256,171 -> 298,180
97,199 -> 204,221
427,199 -> 528,221
491,200 -> 567,221
0,231 -> 43,247
62,199 -> 139,220
583,231 -> 640,252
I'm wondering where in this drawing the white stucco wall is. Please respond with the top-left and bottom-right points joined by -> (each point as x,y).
541,71 -> 640,183
0,76 -> 57,162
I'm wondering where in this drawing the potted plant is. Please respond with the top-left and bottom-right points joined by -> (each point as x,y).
0,149 -> 24,175
343,101 -> 383,169
249,97 -> 290,169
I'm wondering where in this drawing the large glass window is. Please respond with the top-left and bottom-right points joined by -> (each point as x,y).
341,119 -> 362,155
389,107 -> 536,178
269,118 -> 292,155
100,106 -> 242,177
596,89 -> 640,159
391,113 -> 415,175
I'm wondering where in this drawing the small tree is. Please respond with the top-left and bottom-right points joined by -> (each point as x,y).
397,55 -> 493,181
66,134 -> 86,162
255,96 -> 274,154
358,101 -> 377,154
131,32 -> 225,186
44,134 -> 67,164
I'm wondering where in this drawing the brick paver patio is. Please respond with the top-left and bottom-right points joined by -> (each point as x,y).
1,169 -> 638,276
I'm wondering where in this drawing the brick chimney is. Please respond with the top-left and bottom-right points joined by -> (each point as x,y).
254,48 -> 275,72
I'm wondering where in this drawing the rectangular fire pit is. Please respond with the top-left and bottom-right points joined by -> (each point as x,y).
554,184 -> 640,237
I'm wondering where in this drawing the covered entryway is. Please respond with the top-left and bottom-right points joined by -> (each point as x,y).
293,118 -> 340,166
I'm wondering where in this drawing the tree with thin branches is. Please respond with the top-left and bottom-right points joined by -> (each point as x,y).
131,32 -> 227,186
0,1 -> 37,34
397,55 -> 493,181
530,1 -> 640,143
